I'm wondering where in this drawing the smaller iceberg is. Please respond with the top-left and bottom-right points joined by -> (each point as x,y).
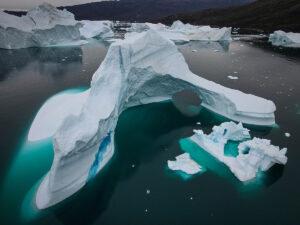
0,3 -> 114,49
269,30 -> 300,48
79,20 -> 114,39
189,122 -> 287,182
168,153 -> 203,175
0,3 -> 83,49
169,20 -> 232,42
125,20 -> 231,43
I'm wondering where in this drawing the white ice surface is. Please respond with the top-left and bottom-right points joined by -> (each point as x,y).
190,122 -> 287,182
168,153 -> 202,175
35,30 -> 276,209
28,89 -> 90,142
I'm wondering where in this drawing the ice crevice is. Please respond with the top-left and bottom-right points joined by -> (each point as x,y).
33,29 -> 277,209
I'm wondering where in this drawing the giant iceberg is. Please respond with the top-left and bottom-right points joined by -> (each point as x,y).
0,3 -> 114,49
269,30 -> 300,48
34,29 -> 276,209
190,122 -> 288,181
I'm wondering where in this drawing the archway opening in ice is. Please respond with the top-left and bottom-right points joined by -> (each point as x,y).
172,89 -> 202,116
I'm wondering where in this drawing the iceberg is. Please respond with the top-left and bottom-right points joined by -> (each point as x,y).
269,30 -> 300,48
169,20 -> 232,42
0,3 -> 114,49
79,20 -> 114,39
0,3 -> 83,49
168,153 -> 203,175
126,20 -> 231,43
35,30 -> 276,209
190,122 -> 287,182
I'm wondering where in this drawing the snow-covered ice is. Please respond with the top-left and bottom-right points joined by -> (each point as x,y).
34,30 -> 276,209
269,30 -> 300,48
190,122 -> 288,182
0,3 -> 114,49
168,153 -> 202,175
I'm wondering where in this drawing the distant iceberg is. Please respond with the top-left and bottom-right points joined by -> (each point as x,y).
79,20 -> 114,39
0,3 -> 114,49
168,153 -> 203,175
190,122 -> 287,182
269,30 -> 300,48
126,20 -> 232,43
34,30 -> 276,209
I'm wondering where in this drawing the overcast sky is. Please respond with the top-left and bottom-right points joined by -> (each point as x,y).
0,0 -> 116,10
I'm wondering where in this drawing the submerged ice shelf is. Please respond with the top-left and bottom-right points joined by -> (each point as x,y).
189,122 -> 288,182
0,3 -> 113,49
32,29 -> 277,209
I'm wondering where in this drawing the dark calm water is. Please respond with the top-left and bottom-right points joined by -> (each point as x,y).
0,37 -> 299,225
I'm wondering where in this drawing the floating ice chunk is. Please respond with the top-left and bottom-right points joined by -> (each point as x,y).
168,153 -> 202,175
196,122 -> 201,125
192,49 -> 197,52
79,20 -> 114,39
269,30 -> 300,48
190,122 -> 287,182
35,30 -> 276,209
28,89 -> 90,142
285,132 -> 290,138
228,75 -> 239,80
146,189 -> 150,194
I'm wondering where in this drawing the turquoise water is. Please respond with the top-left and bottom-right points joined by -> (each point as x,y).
0,38 -> 299,224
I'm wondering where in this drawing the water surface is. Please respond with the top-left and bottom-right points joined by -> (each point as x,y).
0,37 -> 299,225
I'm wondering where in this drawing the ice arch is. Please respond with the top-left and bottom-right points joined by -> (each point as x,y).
34,30 -> 276,209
